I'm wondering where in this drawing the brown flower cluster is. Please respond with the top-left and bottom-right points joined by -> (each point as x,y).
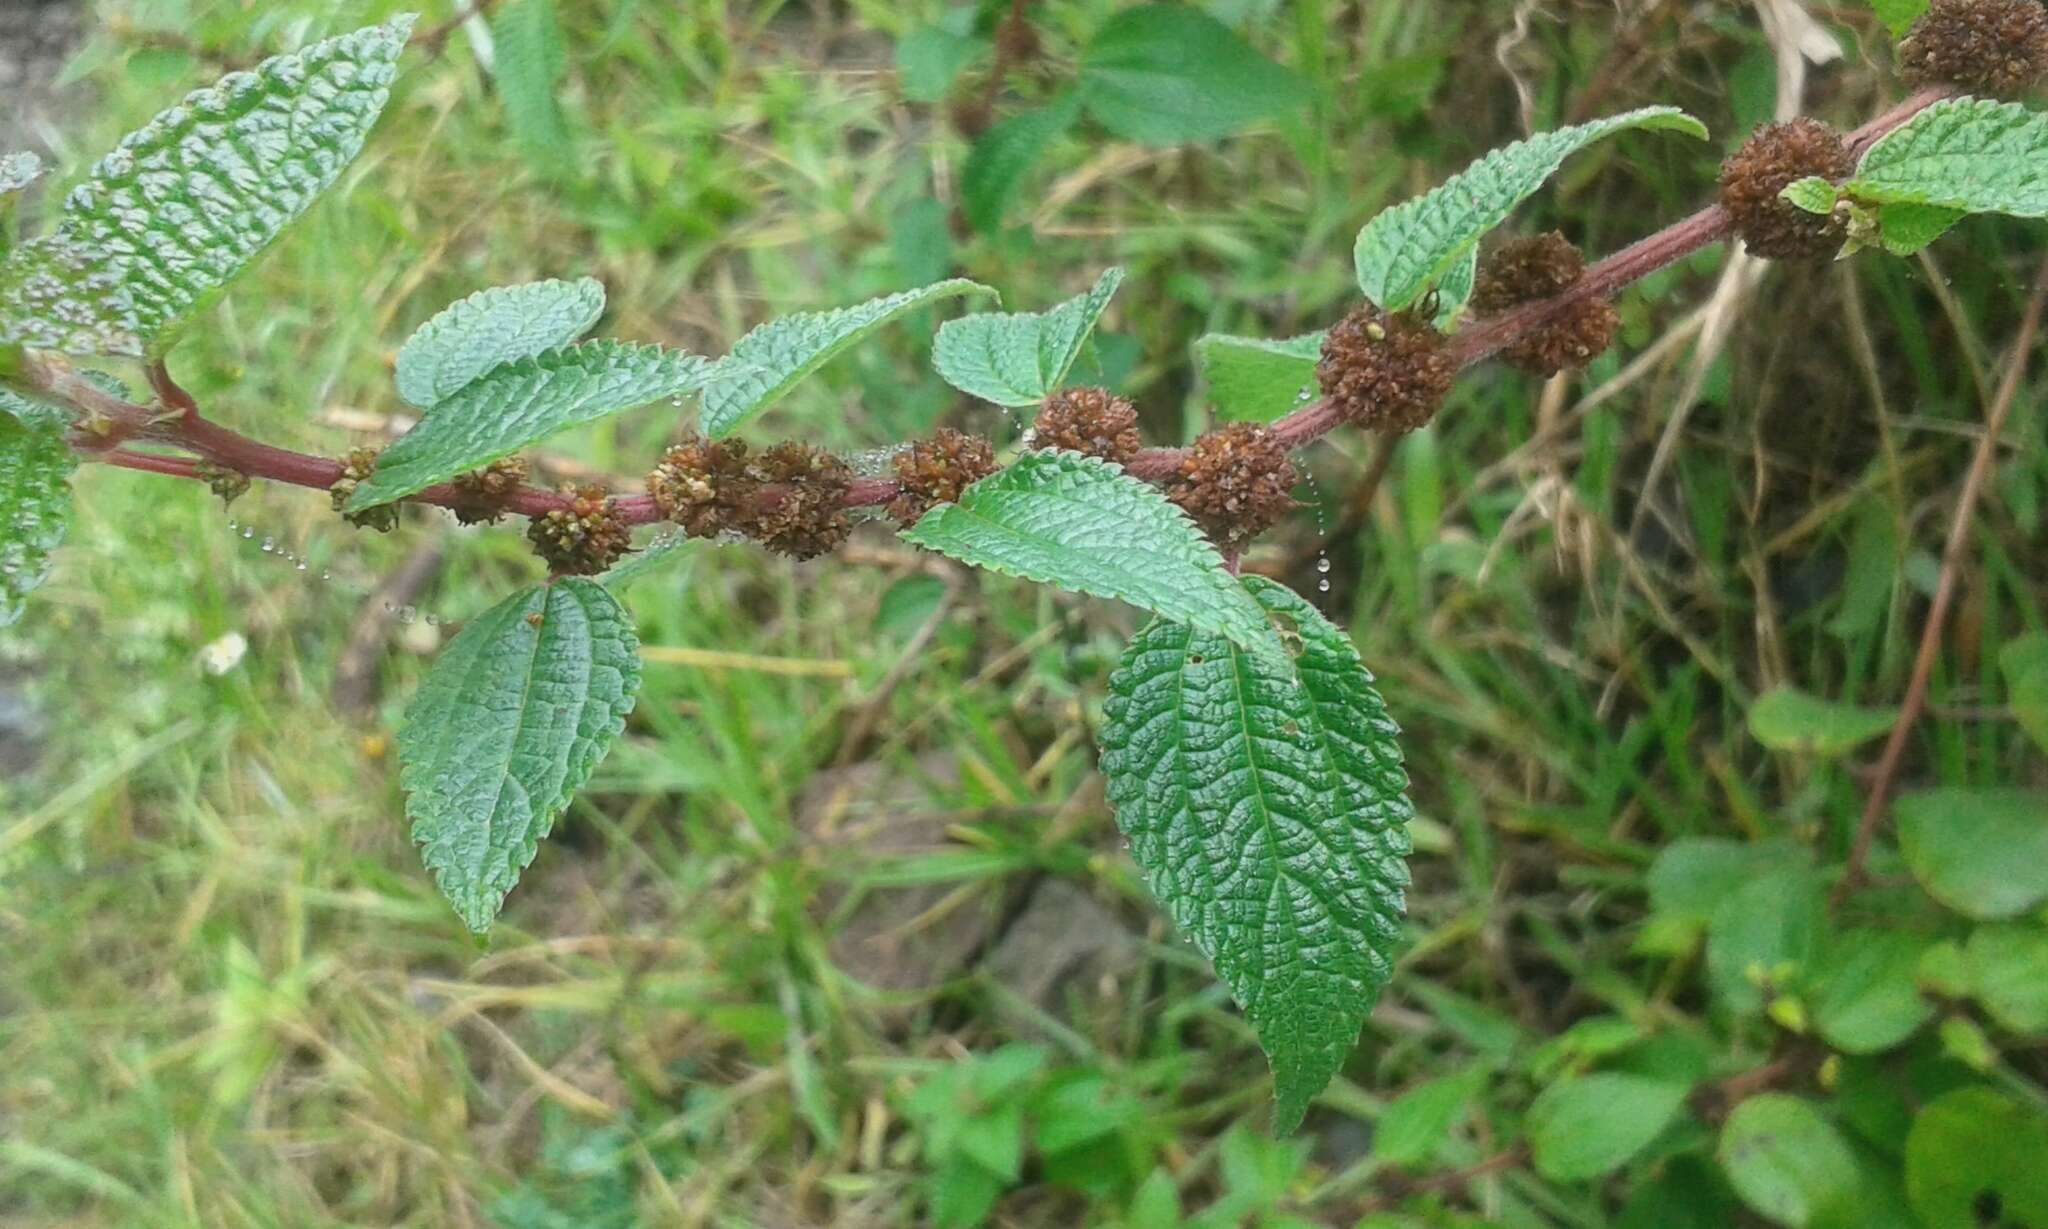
888,427 -> 998,526
1901,0 -> 2048,97
527,484 -> 632,576
1316,304 -> 1456,433
448,456 -> 529,525
1470,232 -> 1622,376
329,446 -> 399,533
1718,119 -> 1855,261
194,459 -> 250,506
1168,422 -> 1298,549
1033,387 -> 1143,463
646,436 -> 852,559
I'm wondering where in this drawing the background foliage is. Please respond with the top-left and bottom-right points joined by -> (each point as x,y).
2,0 -> 2046,1225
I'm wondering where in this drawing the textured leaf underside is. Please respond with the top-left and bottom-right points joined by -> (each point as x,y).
399,578 -> 642,932
700,279 -> 997,438
395,277 -> 606,408
1098,576 -> 1413,1132
901,450 -> 1287,663
932,267 -> 1124,406
0,17 -> 413,357
1353,106 -> 1707,312
0,390 -> 77,626
351,340 -> 711,510
1848,96 -> 2048,219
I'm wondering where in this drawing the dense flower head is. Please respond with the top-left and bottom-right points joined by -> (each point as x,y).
1900,0 -> 2048,97
527,484 -> 631,576
330,446 -> 399,533
1316,304 -> 1456,433
888,428 -> 999,526
646,436 -> 851,559
1471,232 -> 1622,376
1168,422 -> 1298,548
448,456 -> 529,525
1718,119 -> 1855,261
1033,386 -> 1143,463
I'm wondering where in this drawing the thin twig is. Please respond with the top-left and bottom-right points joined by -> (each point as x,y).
1836,251 -> 2048,907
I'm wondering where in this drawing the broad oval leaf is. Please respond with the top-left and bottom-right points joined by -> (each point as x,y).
902,449 -> 1286,663
1527,1073 -> 1690,1181
1078,4 -> 1310,145
1746,686 -> 1897,757
0,17 -> 414,357
399,578 -> 642,932
1718,1095 -> 1863,1227
963,95 -> 1081,235
1897,787 -> 2048,920
350,341 -> 711,511
0,391 -> 76,626
1098,576 -> 1413,1132
1904,1088 -> 2048,1229
395,277 -> 606,408
1194,331 -> 1324,423
933,267 -> 1124,406
1849,96 -> 2048,219
700,279 -> 997,438
1353,107 -> 1707,313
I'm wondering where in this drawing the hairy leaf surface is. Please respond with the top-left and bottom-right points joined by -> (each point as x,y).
0,390 -> 76,626
1098,577 -> 1412,1131
400,578 -> 641,932
933,267 -> 1124,406
903,450 -> 1286,662
700,279 -> 996,438
1353,107 -> 1706,312
0,17 -> 412,357
352,341 -> 710,510
395,278 -> 606,408
1849,97 -> 2048,219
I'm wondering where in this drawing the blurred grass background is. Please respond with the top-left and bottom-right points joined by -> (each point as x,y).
3,0 -> 2047,1225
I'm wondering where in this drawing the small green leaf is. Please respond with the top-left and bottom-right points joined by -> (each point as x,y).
0,391 -> 75,626
1849,97 -> 2048,220
700,279 -> 996,438
1746,686 -> 1897,757
1963,924 -> 2048,1033
1780,175 -> 1838,215
1098,576 -> 1412,1133
1374,1068 -> 1488,1166
932,267 -> 1124,406
1998,633 -> 2048,755
1719,1095 -> 1863,1228
1904,1088 -> 2048,1228
1193,331 -> 1324,423
1808,930 -> 1933,1054
1707,863 -> 1822,1015
1897,787 -> 2048,920
395,278 -> 607,408
962,94 -> 1081,234
1871,202 -> 1964,255
1526,1073 -> 1690,1181
897,12 -> 985,104
902,450 -> 1286,663
1078,4 -> 1309,145
399,578 -> 641,932
1353,107 -> 1707,313
1868,0 -> 1930,38
491,0 -> 573,175
0,17 -> 414,357
352,341 -> 711,510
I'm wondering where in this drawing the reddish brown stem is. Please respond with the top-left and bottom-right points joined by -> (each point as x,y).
1836,250 -> 2048,906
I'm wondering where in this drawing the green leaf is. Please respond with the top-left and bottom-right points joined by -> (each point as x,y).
1963,923 -> 2048,1033
929,1152 -> 1003,1229
1352,107 -> 1708,312
1871,202 -> 1964,255
1098,576 -> 1412,1133
1526,1073 -> 1690,1181
1718,1095 -> 1863,1228
351,341 -> 711,511
897,12 -> 985,104
1707,862 -> 1822,1015
1998,633 -> 2048,755
901,450 -> 1286,663
1904,1088 -> 2048,1228
1849,97 -> 2048,220
1373,1068 -> 1488,1166
399,578 -> 641,932
1077,4 -> 1309,145
700,279 -> 996,438
1808,930 -> 1933,1054
394,278 -> 606,408
1897,787 -> 2048,920
962,94 -> 1081,235
1868,0 -> 1930,38
1746,686 -> 1897,757
0,392 -> 75,626
1194,332 -> 1323,423
0,17 -> 414,357
1780,175 -> 1838,215
932,267 -> 1124,406
491,0 -> 573,175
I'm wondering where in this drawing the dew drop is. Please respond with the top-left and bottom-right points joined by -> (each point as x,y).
241,527 -> 255,539
1316,556 -> 1332,574
1318,577 -> 1331,593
